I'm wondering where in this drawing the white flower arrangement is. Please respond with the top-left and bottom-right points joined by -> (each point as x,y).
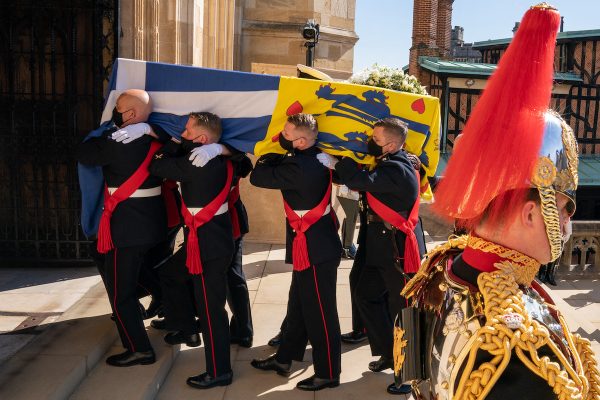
349,64 -> 428,95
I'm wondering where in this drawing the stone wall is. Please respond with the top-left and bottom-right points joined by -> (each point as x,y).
236,0 -> 358,78
119,0 -> 235,69
117,0 -> 358,244
559,221 -> 600,278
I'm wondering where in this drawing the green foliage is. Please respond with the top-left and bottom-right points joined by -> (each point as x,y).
349,64 -> 428,95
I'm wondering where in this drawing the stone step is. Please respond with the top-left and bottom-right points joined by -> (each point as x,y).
69,325 -> 180,400
155,344 -> 238,399
542,282 -> 600,359
0,283 -> 117,400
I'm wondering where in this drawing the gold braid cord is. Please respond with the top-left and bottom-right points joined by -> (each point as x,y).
402,235 -> 468,303
538,186 -> 563,261
454,262 -> 588,400
573,333 -> 600,400
467,236 -> 540,286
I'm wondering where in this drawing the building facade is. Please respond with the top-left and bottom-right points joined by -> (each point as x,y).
450,26 -> 481,63
415,29 -> 600,219
0,0 -> 358,264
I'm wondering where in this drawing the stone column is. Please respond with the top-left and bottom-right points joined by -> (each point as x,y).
148,0 -> 160,61
119,0 -> 146,60
202,0 -> 235,69
119,0 -> 207,66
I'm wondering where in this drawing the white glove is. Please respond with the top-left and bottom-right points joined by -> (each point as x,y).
189,143 -> 225,167
317,152 -> 339,169
111,123 -> 151,143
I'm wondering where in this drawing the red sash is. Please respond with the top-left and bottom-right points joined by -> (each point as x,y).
282,171 -> 333,272
366,171 -> 421,274
97,141 -> 162,254
180,161 -> 233,275
161,179 -> 180,228
228,178 -> 241,240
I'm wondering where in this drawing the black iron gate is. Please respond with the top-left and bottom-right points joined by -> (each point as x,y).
0,0 -> 118,265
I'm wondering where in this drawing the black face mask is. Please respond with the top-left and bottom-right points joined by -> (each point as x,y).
112,107 -> 131,128
367,138 -> 384,157
279,135 -> 295,152
181,138 -> 202,153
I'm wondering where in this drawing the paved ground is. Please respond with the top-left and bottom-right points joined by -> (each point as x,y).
0,266 -> 101,364
1,240 -> 599,399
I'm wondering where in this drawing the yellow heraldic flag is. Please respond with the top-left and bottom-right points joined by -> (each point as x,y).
254,76 -> 441,202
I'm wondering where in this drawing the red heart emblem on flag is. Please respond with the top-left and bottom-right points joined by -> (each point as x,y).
272,132 -> 281,142
411,98 -> 426,114
286,100 -> 303,116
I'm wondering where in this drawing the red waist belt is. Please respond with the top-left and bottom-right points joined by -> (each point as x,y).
97,141 -> 163,254
180,161 -> 233,275
366,171 -> 421,274
282,170 -> 333,272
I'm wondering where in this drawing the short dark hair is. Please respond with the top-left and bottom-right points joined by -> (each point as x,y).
465,188 -> 541,230
189,111 -> 222,139
374,117 -> 408,144
287,113 -> 318,136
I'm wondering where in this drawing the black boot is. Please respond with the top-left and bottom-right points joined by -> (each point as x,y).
186,371 -> 233,389
106,350 -> 156,367
143,298 -> 163,320
164,331 -> 201,347
537,264 -> 548,283
340,330 -> 368,344
150,318 -> 166,330
296,374 -> 340,391
387,383 -> 413,395
268,331 -> 283,347
250,355 -> 291,376
368,356 -> 393,372
545,262 -> 558,286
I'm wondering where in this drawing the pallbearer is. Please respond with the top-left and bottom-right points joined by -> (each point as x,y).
249,113 -> 342,391
317,118 -> 426,386
76,89 -> 171,367
188,142 -> 255,348
149,112 -> 235,389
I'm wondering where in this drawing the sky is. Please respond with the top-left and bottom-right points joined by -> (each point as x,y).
353,0 -> 600,74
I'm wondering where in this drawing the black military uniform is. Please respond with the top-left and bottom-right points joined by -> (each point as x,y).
450,254 -> 556,399
226,153 -> 254,344
152,150 -> 254,347
250,148 -> 342,381
83,122 -> 171,319
335,150 -> 426,362
77,130 -> 168,354
149,140 -> 234,380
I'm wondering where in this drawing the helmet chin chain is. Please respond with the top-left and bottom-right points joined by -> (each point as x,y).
538,186 -> 563,261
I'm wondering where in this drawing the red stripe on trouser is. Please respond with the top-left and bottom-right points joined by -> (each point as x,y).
113,249 -> 136,351
312,265 -> 333,379
200,273 -> 217,377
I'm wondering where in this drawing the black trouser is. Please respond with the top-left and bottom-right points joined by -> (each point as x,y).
91,240 -> 163,302
337,196 -> 359,249
104,245 -> 154,352
192,256 -> 233,378
355,259 -> 410,359
275,260 -> 341,379
136,227 -> 180,301
158,248 -> 199,335
348,242 -> 366,333
227,237 -> 253,339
